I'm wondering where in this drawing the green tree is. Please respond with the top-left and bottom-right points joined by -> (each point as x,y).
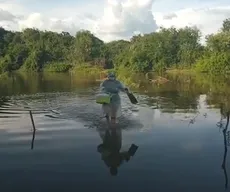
0,17 -> 230,75
222,18 -> 230,32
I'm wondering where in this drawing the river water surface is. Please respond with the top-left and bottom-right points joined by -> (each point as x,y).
0,72 -> 229,192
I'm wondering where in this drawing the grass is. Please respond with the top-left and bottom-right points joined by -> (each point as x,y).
71,64 -> 105,75
0,72 -> 9,79
43,62 -> 72,72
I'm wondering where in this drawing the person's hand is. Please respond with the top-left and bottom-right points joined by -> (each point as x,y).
124,88 -> 129,93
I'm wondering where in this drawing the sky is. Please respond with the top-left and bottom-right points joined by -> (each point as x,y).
0,0 -> 230,42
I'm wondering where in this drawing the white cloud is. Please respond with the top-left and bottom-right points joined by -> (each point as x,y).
163,13 -> 177,20
155,6 -> 230,42
93,0 -> 158,41
18,13 -> 44,29
0,0 -> 28,15
3,0 -> 157,42
0,8 -> 16,22
17,13 -> 95,36
0,7 -> 21,30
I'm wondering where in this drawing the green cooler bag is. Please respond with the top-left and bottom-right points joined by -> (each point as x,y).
96,93 -> 111,104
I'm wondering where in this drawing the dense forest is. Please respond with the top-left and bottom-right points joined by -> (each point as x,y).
0,18 -> 230,74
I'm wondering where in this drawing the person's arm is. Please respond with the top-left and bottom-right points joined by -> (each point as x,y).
118,81 -> 129,93
99,81 -> 106,92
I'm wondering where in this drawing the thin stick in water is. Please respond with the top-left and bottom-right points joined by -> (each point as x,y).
31,129 -> 36,150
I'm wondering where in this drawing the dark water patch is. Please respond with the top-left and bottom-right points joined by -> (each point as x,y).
0,111 -> 24,114
0,115 -> 21,118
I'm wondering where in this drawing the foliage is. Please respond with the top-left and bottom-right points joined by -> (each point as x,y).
71,63 -> 106,76
44,62 -> 72,72
0,18 -> 230,74
195,52 -> 230,73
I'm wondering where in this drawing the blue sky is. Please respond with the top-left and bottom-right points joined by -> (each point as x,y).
0,0 -> 230,42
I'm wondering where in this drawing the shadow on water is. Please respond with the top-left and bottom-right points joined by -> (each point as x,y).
97,126 -> 138,176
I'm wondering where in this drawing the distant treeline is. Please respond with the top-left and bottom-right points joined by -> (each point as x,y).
0,18 -> 230,74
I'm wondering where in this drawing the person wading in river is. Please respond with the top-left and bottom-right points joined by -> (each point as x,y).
99,72 -> 129,124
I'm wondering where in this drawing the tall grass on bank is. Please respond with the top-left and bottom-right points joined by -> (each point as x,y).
44,62 -> 72,72
71,64 -> 109,83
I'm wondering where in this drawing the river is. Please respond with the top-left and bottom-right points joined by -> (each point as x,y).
0,72 -> 229,192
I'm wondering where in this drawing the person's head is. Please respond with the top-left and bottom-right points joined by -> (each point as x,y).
107,71 -> 116,81
110,167 -> 118,176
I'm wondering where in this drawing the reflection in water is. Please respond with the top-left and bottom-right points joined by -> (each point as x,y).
97,127 -> 138,176
188,111 -> 200,126
217,104 -> 230,190
0,72 -> 100,96
0,97 -> 10,107
0,100 -> 38,150
0,97 -> 21,118
31,128 -> 36,150
219,106 -> 230,190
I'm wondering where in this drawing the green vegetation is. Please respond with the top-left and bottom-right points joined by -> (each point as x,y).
0,18 -> 230,74
43,62 -> 72,72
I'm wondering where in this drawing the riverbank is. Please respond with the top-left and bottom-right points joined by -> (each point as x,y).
165,69 -> 196,74
2,65 -> 230,92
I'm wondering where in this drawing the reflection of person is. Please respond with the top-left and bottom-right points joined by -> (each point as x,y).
99,72 -> 129,124
97,127 -> 138,176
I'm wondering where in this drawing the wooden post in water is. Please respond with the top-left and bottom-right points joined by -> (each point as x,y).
29,110 -> 36,150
